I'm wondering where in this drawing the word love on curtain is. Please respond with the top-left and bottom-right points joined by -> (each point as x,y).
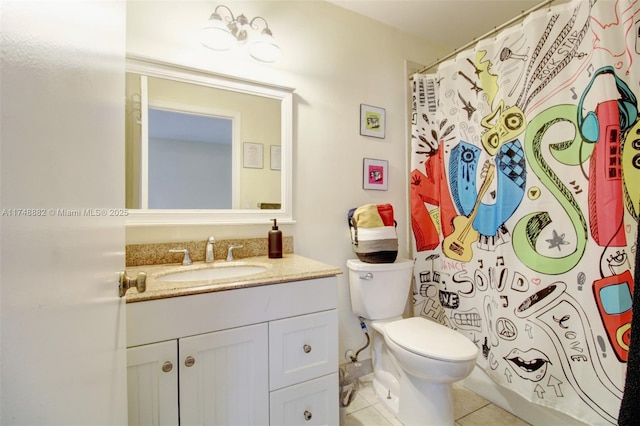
410,0 -> 640,424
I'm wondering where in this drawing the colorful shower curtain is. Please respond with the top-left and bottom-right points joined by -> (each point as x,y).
410,0 -> 640,424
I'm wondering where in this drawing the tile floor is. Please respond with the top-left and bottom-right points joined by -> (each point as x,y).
343,373 -> 531,426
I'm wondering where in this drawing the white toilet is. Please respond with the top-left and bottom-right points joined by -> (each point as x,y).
347,258 -> 479,426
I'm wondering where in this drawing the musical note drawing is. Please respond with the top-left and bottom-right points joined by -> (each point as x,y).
443,161 -> 496,262
501,295 -> 509,307
570,87 -> 578,100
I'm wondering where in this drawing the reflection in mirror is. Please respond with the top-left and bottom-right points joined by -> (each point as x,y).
124,57 -> 294,225
148,109 -> 233,209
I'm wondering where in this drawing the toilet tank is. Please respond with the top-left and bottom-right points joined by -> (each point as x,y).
347,258 -> 414,320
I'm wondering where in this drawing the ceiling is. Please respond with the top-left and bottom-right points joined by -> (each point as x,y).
327,0 -> 546,51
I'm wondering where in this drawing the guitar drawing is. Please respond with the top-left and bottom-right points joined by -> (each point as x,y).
443,161 -> 496,262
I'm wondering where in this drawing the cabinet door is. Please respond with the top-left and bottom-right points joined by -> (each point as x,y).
179,323 -> 269,426
270,373 -> 339,426
127,340 -> 179,426
269,310 -> 338,390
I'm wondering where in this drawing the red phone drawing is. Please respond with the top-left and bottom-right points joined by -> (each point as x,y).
592,270 -> 634,362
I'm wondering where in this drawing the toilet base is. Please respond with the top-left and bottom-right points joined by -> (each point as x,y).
368,324 -> 458,426
372,370 -> 454,426
398,372 -> 454,426
372,375 -> 399,417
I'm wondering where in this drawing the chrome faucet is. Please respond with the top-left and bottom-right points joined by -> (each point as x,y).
226,244 -> 244,261
205,236 -> 215,263
169,248 -> 192,265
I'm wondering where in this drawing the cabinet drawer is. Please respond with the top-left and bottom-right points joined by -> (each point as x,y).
269,310 -> 338,390
270,373 -> 339,426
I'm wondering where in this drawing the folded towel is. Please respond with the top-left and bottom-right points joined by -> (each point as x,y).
353,204 -> 384,228
376,203 -> 395,226
350,226 -> 397,243
348,203 -> 398,263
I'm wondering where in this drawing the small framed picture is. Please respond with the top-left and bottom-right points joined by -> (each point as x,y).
243,142 -> 263,169
363,158 -> 388,190
270,145 -> 281,170
360,104 -> 386,138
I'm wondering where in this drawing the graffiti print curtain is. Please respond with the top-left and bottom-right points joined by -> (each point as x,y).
410,0 -> 639,424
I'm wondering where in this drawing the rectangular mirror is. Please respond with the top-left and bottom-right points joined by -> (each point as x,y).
125,57 -> 294,225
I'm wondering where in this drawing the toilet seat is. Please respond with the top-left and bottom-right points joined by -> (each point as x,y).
384,317 -> 478,362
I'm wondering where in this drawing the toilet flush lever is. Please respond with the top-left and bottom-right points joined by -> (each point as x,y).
360,273 -> 373,280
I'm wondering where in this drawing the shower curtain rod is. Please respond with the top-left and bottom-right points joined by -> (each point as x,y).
411,0 -> 556,77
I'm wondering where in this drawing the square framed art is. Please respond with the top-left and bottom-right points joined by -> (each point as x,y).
360,104 -> 386,138
363,158 -> 388,190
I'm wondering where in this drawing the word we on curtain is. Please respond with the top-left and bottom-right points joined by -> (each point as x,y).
410,0 -> 640,424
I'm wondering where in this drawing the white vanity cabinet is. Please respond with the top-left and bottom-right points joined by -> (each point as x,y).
269,310 -> 339,425
127,324 -> 269,425
126,276 -> 338,426
179,323 -> 270,425
127,340 -> 179,425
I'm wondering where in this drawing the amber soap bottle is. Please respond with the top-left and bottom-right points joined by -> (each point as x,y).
268,218 -> 283,258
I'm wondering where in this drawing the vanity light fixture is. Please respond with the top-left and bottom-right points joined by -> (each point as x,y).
201,4 -> 282,63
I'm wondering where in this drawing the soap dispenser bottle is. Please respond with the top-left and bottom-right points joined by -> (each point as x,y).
268,218 -> 283,258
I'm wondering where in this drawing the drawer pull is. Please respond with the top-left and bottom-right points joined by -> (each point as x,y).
162,361 -> 173,373
303,344 -> 312,353
184,356 -> 195,367
304,410 -> 312,421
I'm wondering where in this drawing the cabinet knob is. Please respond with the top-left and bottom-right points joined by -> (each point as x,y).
162,361 -> 173,373
184,356 -> 195,367
304,410 -> 312,421
303,344 -> 312,353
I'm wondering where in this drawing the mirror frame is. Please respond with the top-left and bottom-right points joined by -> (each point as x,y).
125,56 -> 294,226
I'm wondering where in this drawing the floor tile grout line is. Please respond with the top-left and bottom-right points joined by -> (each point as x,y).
455,401 -> 493,422
347,398 -> 496,423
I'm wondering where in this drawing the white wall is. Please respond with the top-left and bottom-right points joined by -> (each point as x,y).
125,0 -> 448,362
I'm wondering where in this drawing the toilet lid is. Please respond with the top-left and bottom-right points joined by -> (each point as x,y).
384,317 -> 478,362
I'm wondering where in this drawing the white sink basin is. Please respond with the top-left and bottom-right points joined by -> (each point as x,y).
158,264 -> 267,282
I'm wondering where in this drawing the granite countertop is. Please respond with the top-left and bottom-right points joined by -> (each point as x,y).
125,254 -> 342,303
